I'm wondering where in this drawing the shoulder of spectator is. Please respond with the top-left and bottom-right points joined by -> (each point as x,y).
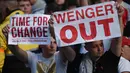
0,9 -> 24,29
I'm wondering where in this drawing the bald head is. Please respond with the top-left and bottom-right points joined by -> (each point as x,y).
85,40 -> 104,61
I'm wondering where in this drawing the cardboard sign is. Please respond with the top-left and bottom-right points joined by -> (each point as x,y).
8,14 -> 51,45
53,1 -> 121,47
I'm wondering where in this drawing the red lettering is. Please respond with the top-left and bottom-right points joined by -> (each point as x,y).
30,27 -> 36,37
54,13 -> 66,24
79,22 -> 96,40
76,9 -> 85,20
33,17 -> 37,25
18,27 -> 23,37
96,6 -> 104,16
43,17 -> 48,25
98,18 -> 113,36
16,17 -> 18,26
60,25 -> 78,43
37,27 -> 42,37
38,17 -> 42,26
105,4 -> 114,15
19,17 -> 25,26
26,17 -> 30,26
11,27 -> 17,38
24,27 -> 30,37
43,27 -> 48,37
85,8 -> 95,18
67,11 -> 75,22
12,17 -> 15,26
12,27 -> 48,38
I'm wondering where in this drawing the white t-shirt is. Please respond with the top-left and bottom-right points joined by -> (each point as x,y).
55,52 -> 68,73
118,56 -> 130,73
27,51 -> 67,73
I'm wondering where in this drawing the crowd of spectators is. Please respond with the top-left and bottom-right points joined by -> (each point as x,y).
0,0 -> 130,73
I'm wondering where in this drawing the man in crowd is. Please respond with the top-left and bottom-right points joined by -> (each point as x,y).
67,1 -> 124,73
0,0 -> 38,73
118,21 -> 130,73
4,35 -> 75,73
0,1 -> 26,73
118,37 -> 130,73
17,0 -> 32,14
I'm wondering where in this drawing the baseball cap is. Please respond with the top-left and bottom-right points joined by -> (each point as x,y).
122,36 -> 130,47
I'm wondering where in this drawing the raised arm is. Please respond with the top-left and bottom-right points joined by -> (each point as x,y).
110,3 -> 124,57
59,46 -> 76,63
9,45 -> 28,63
48,16 -> 76,63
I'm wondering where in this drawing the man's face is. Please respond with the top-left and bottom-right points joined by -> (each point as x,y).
40,37 -> 57,55
18,1 -> 32,14
85,40 -> 104,58
122,45 -> 130,60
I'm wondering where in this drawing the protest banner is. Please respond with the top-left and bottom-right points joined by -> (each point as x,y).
53,1 -> 121,47
8,14 -> 51,45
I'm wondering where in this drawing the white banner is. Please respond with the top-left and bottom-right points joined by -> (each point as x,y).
8,14 -> 51,45
53,1 -> 121,47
